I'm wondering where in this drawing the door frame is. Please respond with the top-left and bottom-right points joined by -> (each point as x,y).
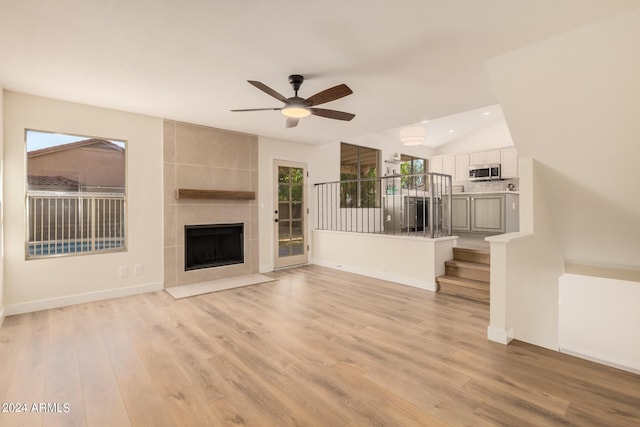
273,159 -> 309,269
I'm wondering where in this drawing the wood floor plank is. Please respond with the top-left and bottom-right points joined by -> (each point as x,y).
72,304 -> 131,427
0,314 -> 29,405
117,372 -> 176,427
134,337 -> 217,426
0,264 -> 638,426
43,307 -> 86,427
0,311 -> 49,427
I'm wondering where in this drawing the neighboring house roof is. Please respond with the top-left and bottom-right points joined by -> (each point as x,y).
28,175 -> 80,191
28,138 -> 124,158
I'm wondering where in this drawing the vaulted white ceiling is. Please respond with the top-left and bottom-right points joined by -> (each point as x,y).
1,0 -> 637,145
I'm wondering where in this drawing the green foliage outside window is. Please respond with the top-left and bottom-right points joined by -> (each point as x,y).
340,143 -> 380,208
400,155 -> 426,189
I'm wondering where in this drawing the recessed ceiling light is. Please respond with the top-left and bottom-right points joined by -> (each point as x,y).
448,129 -> 456,133
421,119 -> 429,123
482,111 -> 491,116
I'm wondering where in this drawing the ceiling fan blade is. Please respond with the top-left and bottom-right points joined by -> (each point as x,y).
306,84 -> 353,106
286,117 -> 299,128
247,80 -> 289,103
310,108 -> 356,121
230,107 -> 281,112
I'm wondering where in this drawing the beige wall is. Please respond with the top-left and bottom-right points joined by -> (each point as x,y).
164,121 -> 258,286
3,92 -> 163,313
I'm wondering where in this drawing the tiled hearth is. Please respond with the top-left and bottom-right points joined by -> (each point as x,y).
163,120 -> 259,288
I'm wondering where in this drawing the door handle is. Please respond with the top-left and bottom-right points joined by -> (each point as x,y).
274,218 -> 279,223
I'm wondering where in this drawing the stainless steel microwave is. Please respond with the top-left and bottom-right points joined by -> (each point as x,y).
469,163 -> 501,181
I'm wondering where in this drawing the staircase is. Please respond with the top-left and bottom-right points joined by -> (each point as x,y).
436,247 -> 490,304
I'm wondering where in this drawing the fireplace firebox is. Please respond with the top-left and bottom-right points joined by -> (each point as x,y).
184,223 -> 244,271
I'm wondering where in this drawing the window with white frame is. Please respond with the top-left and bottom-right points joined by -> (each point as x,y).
25,130 -> 127,258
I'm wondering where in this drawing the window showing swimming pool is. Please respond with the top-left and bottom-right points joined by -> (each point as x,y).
26,130 -> 127,259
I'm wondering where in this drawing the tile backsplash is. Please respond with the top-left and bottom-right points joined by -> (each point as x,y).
457,178 -> 519,193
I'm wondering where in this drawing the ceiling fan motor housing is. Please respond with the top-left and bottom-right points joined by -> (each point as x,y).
288,74 -> 304,93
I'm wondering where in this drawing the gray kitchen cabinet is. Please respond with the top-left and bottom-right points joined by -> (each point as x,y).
471,194 -> 505,233
452,193 -> 519,234
451,195 -> 471,231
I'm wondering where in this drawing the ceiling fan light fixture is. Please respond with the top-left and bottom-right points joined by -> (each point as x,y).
281,105 -> 311,118
400,126 -> 426,146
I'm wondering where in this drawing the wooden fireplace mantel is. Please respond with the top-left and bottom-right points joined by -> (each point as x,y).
175,189 -> 255,200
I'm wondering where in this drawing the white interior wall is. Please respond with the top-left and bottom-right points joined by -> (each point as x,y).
559,273 -> 640,374
433,119 -> 514,156
486,7 -> 640,269
487,159 -> 564,349
485,8 -> 640,359
313,230 -> 455,292
3,92 -> 164,314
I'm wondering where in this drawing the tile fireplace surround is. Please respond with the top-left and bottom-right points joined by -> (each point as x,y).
163,120 -> 259,288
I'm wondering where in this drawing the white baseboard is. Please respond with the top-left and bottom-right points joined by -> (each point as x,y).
0,306 -> 5,328
560,344 -> 640,376
5,282 -> 164,316
487,326 -> 514,345
313,259 -> 437,292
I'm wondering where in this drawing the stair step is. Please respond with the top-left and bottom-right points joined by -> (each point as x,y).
453,247 -> 490,265
445,260 -> 490,282
436,275 -> 489,303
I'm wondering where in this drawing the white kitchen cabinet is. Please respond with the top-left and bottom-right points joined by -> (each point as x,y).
500,147 -> 518,178
442,155 -> 455,177
469,149 -> 500,166
433,147 -> 517,182
430,155 -> 455,177
454,153 -> 469,182
430,157 -> 443,174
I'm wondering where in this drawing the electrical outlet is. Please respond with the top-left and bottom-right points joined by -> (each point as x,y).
134,264 -> 143,276
119,266 -> 128,278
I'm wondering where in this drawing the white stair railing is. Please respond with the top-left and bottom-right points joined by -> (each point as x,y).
26,191 -> 126,258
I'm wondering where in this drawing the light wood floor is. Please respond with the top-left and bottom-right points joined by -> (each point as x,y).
1,265 -> 639,426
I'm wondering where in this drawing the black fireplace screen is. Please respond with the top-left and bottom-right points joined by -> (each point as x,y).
184,223 -> 244,271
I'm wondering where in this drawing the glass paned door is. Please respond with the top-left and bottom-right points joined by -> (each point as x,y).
274,160 -> 308,268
